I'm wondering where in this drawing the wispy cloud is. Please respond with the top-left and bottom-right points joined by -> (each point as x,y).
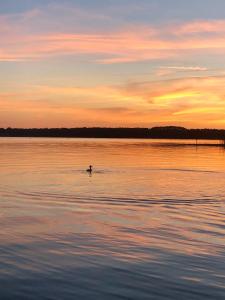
156,66 -> 209,77
174,20 -> 225,34
1,75 -> 225,127
160,66 -> 208,71
1,5 -> 225,64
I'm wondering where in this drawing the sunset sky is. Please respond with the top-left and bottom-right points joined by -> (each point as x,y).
1,0 -> 225,128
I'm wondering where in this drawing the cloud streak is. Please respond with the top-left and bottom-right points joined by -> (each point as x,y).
1,7 -> 225,64
160,66 -> 208,71
1,75 -> 225,127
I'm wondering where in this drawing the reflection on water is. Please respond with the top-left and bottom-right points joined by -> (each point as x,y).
0,138 -> 224,299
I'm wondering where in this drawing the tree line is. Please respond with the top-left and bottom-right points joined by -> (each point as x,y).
0,126 -> 225,140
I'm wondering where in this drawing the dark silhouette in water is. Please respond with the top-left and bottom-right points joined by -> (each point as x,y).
86,165 -> 93,173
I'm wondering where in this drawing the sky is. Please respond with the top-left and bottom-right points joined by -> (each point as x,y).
1,0 -> 225,128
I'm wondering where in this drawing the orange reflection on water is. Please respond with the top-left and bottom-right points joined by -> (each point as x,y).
0,138 -> 224,262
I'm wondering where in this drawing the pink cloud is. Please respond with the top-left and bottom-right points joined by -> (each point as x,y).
1,11 -> 225,63
174,20 -> 225,34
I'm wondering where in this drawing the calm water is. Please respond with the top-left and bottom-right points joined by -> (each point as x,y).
0,138 -> 224,300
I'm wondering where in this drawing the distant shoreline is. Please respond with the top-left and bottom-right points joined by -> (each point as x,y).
1,126 -> 225,141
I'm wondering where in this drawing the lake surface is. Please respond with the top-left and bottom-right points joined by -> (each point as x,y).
0,138 -> 224,300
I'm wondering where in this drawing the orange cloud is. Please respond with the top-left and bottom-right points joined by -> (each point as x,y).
136,76 -> 221,114
1,76 -> 225,128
